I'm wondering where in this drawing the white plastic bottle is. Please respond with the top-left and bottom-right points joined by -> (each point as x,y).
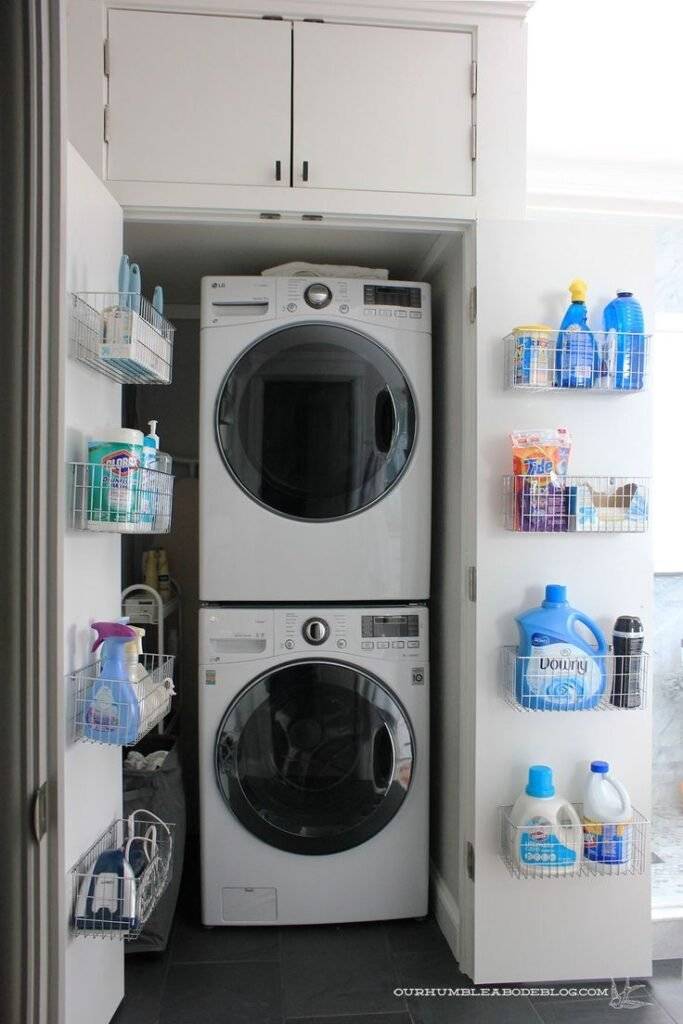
583,761 -> 632,867
509,765 -> 582,876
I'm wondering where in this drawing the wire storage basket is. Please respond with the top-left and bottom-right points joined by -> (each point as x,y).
70,291 -> 174,385
70,462 -> 174,534
502,475 -> 649,533
71,814 -> 174,939
500,647 -> 649,712
499,804 -> 648,879
71,653 -> 175,745
504,328 -> 649,392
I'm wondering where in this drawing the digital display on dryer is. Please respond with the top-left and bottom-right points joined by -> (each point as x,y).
363,285 -> 422,308
361,615 -> 419,638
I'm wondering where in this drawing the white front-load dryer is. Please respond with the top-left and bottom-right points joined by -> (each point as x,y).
199,276 -> 432,602
199,605 -> 429,925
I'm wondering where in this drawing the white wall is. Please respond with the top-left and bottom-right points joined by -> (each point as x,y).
653,313 -> 683,573
472,217 -> 654,982
64,145 -> 124,1024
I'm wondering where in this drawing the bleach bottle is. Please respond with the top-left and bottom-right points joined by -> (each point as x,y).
583,761 -> 633,866
509,765 -> 582,875
516,585 -> 607,710
603,290 -> 645,390
84,622 -> 142,744
556,279 -> 600,388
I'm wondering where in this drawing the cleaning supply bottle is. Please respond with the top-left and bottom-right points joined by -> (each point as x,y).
603,290 -> 646,390
143,549 -> 159,591
556,279 -> 600,388
84,622 -> 142,744
156,548 -> 171,601
123,626 -> 148,683
139,420 -> 160,529
516,584 -> 608,710
583,761 -> 632,866
509,765 -> 582,875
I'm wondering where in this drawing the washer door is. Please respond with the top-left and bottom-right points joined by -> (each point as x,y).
215,323 -> 416,520
215,661 -> 414,855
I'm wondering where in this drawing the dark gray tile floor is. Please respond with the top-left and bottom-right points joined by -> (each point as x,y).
112,848 -> 683,1024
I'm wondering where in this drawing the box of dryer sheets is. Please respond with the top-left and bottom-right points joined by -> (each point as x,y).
568,480 -> 648,532
101,306 -> 171,384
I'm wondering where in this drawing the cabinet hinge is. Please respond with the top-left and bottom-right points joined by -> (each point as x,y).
103,105 -> 110,143
303,17 -> 325,22
470,60 -> 478,97
262,14 -> 284,18
470,124 -> 477,161
32,782 -> 48,843
468,287 -> 477,325
467,566 -> 477,602
103,38 -> 110,77
466,841 -> 475,881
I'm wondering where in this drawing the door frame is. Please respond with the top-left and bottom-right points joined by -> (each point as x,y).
0,2 -> 66,1022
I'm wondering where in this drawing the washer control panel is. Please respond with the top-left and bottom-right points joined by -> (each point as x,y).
276,277 -> 431,332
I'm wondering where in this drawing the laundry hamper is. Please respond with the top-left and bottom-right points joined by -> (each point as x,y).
123,734 -> 186,953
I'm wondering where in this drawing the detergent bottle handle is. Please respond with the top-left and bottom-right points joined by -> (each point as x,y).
572,612 -> 608,656
606,777 -> 631,818
555,799 -> 582,855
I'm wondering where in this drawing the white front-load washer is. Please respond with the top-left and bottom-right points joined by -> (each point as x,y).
199,604 -> 429,925
199,276 -> 432,602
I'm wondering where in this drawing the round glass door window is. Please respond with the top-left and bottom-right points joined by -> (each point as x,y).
215,324 -> 416,520
215,661 -> 414,855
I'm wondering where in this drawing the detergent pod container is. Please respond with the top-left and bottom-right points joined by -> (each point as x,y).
509,766 -> 582,875
583,761 -> 633,866
516,585 -> 608,710
84,621 -> 142,744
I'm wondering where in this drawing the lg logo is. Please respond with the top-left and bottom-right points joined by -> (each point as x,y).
211,282 -> 226,288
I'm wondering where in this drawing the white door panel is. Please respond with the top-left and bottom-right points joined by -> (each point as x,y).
293,22 -> 473,195
468,218 -> 654,982
107,11 -> 291,187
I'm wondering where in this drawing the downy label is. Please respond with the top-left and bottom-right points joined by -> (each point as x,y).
526,638 -> 603,702
520,816 -> 577,865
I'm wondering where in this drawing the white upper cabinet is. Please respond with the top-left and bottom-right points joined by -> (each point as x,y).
292,22 -> 474,195
106,11 -> 292,187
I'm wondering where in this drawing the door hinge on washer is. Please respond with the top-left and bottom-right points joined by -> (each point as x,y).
32,782 -> 48,843
468,287 -> 477,325
103,38 -> 110,77
104,105 -> 110,143
471,60 -> 478,96
467,566 -> 477,603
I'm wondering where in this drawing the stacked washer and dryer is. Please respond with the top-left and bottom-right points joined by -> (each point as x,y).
198,275 -> 432,926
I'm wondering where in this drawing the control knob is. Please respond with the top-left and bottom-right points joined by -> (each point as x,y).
302,618 -> 330,645
304,283 -> 332,309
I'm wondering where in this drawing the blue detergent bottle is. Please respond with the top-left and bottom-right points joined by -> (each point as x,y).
603,290 -> 645,390
84,621 -> 141,744
516,585 -> 608,710
556,279 -> 600,388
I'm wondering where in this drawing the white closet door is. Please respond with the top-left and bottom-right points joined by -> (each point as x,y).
293,22 -> 473,196
106,11 -> 291,187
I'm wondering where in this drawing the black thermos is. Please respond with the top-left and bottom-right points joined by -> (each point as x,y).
611,615 -> 644,708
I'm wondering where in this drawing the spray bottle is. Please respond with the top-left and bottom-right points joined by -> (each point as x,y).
84,622 -> 142,744
556,279 -> 600,388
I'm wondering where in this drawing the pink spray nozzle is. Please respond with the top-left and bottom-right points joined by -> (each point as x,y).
91,620 -> 138,653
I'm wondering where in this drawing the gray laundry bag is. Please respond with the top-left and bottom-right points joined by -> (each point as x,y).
123,735 -> 186,953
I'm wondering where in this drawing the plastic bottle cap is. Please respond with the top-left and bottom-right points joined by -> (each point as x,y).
568,278 -> 588,303
616,290 -> 633,297
545,584 -> 567,605
590,760 -> 610,774
526,765 -> 555,798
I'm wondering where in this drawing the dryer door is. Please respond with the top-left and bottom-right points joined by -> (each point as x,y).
215,323 -> 416,520
215,660 -> 414,855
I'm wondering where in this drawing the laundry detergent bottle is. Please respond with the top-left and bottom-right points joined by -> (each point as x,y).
509,765 -> 582,875
603,290 -> 646,390
556,278 -> 600,388
516,585 -> 608,710
84,621 -> 141,744
583,761 -> 633,867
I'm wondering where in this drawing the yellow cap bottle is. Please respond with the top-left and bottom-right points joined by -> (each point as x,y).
568,279 -> 588,303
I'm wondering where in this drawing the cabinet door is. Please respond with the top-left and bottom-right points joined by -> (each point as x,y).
106,11 -> 291,187
293,22 -> 473,195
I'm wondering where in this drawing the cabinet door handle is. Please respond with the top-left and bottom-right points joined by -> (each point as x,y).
275,160 -> 282,182
302,160 -> 309,183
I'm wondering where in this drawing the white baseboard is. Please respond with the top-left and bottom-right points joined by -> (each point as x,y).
430,860 -> 460,962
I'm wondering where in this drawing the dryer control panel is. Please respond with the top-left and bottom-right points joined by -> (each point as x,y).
200,606 -> 428,663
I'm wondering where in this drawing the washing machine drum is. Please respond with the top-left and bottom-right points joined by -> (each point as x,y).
215,661 -> 415,855
215,323 -> 416,521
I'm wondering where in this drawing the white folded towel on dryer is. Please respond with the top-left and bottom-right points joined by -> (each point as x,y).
261,262 -> 389,279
